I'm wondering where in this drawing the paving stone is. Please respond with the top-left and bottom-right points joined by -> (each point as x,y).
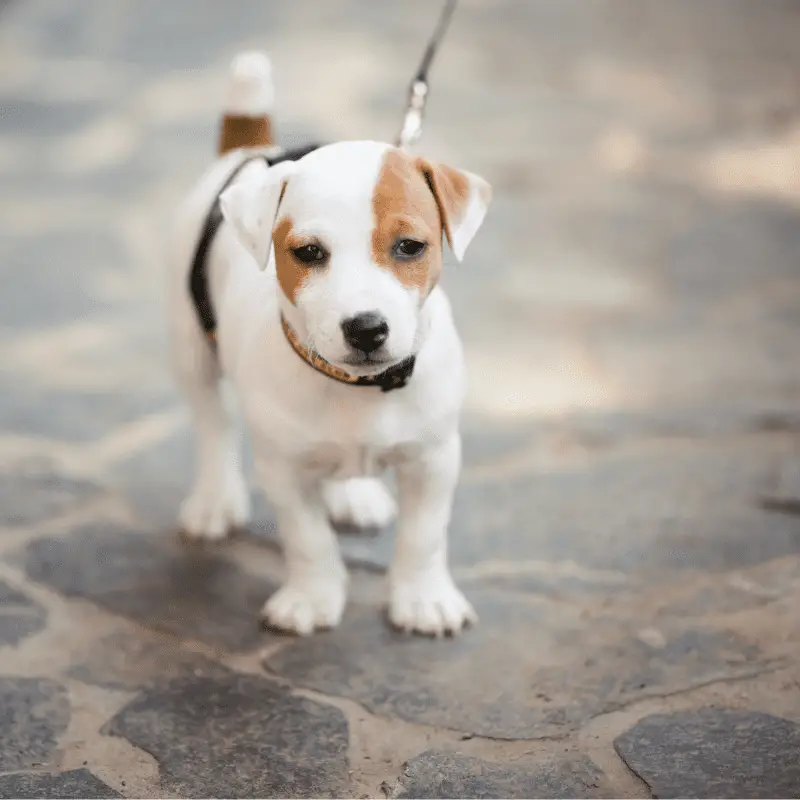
105,674 -> 350,798
103,0 -> 287,71
67,630 -> 231,691
0,0 -> 111,62
265,593 -> 763,739
0,377 -> 176,443
119,479 -> 188,537
0,229 -> 127,331
0,99 -> 101,138
731,556 -> 800,599
761,454 -> 800,517
393,750 -> 611,799
8,118 -> 328,200
142,421 -> 800,577
38,131 -> 206,198
253,437 -> 800,574
561,404 -> 800,447
668,201 -> 800,313
0,677 -> 70,771
0,769 -> 121,799
2,0 -> 800,794
614,708 -> 800,799
564,183 -> 800,409
17,523 -> 276,651
109,424 -> 193,530
0,579 -> 46,647
445,438 -> 800,574
460,418 -> 543,467
0,467 -> 103,527
657,581 -> 774,618
594,319 -> 798,420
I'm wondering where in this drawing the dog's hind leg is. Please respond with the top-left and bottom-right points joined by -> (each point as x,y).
167,50 -> 277,540
323,478 -> 397,532
168,197 -> 250,541
171,317 -> 250,541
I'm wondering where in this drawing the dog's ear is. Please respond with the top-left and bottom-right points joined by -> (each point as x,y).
417,158 -> 492,262
220,159 -> 295,269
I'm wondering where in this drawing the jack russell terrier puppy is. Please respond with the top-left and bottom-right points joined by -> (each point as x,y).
169,51 -> 492,637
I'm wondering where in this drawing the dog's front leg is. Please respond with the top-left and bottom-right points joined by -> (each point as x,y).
257,460 -> 348,635
388,433 -> 476,636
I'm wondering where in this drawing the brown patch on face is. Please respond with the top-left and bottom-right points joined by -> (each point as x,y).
371,149 -> 443,295
217,114 -> 274,155
273,216 -> 312,304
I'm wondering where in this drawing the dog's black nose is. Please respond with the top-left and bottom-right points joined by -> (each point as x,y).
341,312 -> 389,354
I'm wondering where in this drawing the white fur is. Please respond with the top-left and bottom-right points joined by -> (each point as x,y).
323,478 -> 397,529
225,51 -> 274,116
168,53 -> 490,636
448,170 -> 492,262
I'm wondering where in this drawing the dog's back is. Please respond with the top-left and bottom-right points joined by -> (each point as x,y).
167,53 -> 281,395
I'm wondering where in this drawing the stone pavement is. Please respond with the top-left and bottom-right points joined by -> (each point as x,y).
1,0 -> 799,797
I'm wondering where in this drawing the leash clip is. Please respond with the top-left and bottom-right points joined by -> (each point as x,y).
394,0 -> 457,151
397,79 -> 428,151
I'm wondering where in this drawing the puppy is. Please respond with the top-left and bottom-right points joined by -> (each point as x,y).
169,51 -> 492,636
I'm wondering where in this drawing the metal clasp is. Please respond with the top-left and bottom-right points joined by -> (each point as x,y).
397,80 -> 429,151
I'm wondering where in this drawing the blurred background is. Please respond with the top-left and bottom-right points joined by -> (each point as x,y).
0,2 -> 799,797
2,0 -> 798,555
3,1 -> 799,442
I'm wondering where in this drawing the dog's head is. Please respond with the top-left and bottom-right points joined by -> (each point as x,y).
220,141 -> 491,374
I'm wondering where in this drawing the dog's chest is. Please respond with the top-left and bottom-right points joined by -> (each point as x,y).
295,398 -> 424,478
303,444 -> 404,478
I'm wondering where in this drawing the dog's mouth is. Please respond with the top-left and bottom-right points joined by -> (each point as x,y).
342,353 -> 390,367
342,355 -> 395,372
340,350 -> 402,375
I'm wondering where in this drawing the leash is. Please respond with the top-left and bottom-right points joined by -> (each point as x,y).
395,0 -> 458,151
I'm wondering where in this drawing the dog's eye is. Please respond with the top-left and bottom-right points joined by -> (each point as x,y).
393,239 -> 427,259
292,244 -> 327,264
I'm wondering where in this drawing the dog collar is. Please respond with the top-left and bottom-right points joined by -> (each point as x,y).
280,316 -> 415,392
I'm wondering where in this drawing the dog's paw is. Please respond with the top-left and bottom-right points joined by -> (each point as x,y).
388,571 -> 477,636
260,579 -> 346,636
323,478 -> 396,531
179,471 -> 250,541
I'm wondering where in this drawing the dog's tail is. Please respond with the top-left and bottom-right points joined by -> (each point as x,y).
217,50 -> 275,155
